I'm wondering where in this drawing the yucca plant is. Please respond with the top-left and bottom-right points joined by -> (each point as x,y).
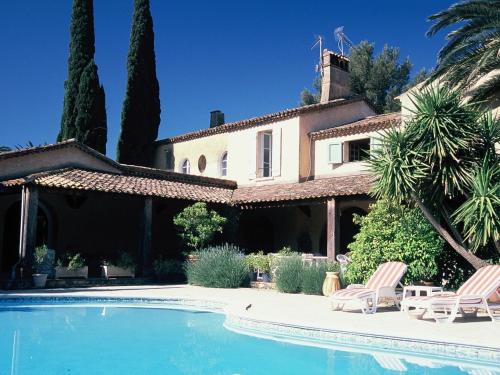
370,86 -> 499,269
426,0 -> 500,102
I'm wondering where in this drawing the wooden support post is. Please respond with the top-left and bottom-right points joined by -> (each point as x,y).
19,185 -> 38,277
326,198 -> 340,260
137,197 -> 153,277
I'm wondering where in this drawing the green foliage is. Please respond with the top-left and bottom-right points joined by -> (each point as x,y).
173,202 -> 227,250
245,251 -> 270,273
349,41 -> 411,113
185,244 -> 248,288
276,246 -> 296,256
345,200 -> 443,284
426,0 -> 500,102
58,0 -> 107,153
33,245 -> 55,273
436,245 -> 475,290
369,87 -> 499,264
301,263 -> 328,295
57,252 -> 86,271
114,252 -> 136,269
274,256 -> 304,293
300,76 -> 321,106
117,0 -> 160,166
153,258 -> 185,282
73,60 -> 107,153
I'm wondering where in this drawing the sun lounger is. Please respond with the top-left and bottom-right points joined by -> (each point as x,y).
330,261 -> 407,314
401,265 -> 500,323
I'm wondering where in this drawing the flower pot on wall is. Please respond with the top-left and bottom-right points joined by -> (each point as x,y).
101,265 -> 135,278
55,266 -> 88,279
32,274 -> 48,288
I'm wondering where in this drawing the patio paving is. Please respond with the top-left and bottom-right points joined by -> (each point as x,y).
1,285 -> 499,349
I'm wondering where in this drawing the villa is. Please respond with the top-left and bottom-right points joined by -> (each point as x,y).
0,50 -> 405,282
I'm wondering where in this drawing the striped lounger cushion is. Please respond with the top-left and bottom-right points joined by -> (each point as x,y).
403,294 -> 483,306
331,288 -> 375,301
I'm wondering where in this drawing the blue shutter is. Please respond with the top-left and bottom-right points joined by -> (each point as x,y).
328,143 -> 342,164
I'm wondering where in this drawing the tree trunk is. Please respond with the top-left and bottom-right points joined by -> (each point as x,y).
411,193 -> 487,270
494,240 -> 500,254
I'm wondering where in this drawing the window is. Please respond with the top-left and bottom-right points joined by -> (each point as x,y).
181,159 -> 190,174
258,131 -> 272,178
198,155 -> 206,173
348,139 -> 370,162
220,152 -> 228,177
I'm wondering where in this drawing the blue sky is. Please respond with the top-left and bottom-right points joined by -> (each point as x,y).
0,0 -> 454,157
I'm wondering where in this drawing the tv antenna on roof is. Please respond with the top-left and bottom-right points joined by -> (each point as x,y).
311,35 -> 324,76
334,26 -> 353,56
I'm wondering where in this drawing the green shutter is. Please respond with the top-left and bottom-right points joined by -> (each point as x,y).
370,137 -> 381,158
328,143 -> 342,164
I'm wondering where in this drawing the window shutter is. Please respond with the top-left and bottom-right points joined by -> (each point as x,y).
271,128 -> 282,177
328,143 -> 342,164
370,136 -> 381,158
248,133 -> 258,180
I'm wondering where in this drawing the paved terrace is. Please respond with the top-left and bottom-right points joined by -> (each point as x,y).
1,285 -> 499,350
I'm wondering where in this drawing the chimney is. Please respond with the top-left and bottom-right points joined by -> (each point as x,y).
210,110 -> 225,128
320,50 -> 350,103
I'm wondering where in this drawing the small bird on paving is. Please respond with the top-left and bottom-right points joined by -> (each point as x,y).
245,304 -> 252,310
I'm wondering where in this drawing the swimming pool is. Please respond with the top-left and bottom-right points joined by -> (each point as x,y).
0,298 -> 498,374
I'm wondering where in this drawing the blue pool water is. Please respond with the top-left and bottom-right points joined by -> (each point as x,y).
0,300 -> 498,375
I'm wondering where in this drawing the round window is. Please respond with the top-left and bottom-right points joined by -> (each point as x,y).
198,155 -> 207,173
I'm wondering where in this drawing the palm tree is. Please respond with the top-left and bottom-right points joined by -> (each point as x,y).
369,86 -> 499,270
426,0 -> 500,102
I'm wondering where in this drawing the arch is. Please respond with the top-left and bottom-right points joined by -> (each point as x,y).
238,212 -> 274,252
1,200 -> 52,273
339,207 -> 367,254
180,159 -> 190,174
220,152 -> 228,177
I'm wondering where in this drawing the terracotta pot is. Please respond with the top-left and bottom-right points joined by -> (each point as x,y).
322,272 -> 341,296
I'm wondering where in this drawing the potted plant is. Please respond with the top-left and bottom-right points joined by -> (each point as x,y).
32,244 -> 55,288
55,252 -> 88,278
246,252 -> 271,282
102,252 -> 135,278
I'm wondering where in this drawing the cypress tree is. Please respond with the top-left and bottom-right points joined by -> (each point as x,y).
73,60 -> 107,153
117,0 -> 161,166
58,0 -> 107,153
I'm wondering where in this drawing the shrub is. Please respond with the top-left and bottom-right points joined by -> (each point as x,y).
114,252 -> 135,269
56,252 -> 85,271
301,263 -> 327,295
345,200 -> 444,285
185,244 -> 248,288
33,245 -> 55,274
173,202 -> 227,250
274,256 -> 303,293
300,261 -> 340,295
245,251 -> 270,273
153,258 -> 185,282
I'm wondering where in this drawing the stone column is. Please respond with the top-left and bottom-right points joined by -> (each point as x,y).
19,185 -> 39,277
137,197 -> 153,277
326,198 -> 340,260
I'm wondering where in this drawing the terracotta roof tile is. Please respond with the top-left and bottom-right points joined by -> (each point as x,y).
1,168 -> 234,204
310,112 -> 400,140
231,174 -> 374,204
157,97 -> 372,144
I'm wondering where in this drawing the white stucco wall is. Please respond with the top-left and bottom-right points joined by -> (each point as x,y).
299,101 -> 375,180
153,132 -> 229,178
0,147 -> 121,180
227,117 -> 300,186
152,100 -> 378,185
313,129 -> 388,178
